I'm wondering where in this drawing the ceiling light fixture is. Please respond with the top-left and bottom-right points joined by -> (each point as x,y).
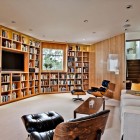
123,24 -> 131,28
126,5 -> 133,9
125,19 -> 129,22
124,28 -> 128,32
83,38 -> 86,40
92,32 -> 96,34
11,21 -> 16,24
84,20 -> 88,23
29,29 -> 33,31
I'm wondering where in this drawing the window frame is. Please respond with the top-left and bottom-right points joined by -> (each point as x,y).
41,43 -> 67,72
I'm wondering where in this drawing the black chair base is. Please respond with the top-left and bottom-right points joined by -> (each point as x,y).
72,97 -> 84,101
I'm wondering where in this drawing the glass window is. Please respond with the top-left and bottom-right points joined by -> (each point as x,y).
42,48 -> 63,70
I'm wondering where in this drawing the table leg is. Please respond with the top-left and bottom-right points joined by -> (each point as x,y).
103,98 -> 105,110
74,111 -> 76,118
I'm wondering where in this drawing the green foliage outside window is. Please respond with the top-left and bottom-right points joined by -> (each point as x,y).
42,48 -> 63,70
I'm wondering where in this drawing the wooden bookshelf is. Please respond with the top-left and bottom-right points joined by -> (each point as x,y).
68,45 -> 89,91
0,25 -> 90,105
40,44 -> 89,94
0,25 -> 41,105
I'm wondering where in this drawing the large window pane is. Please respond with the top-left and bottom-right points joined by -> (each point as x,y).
42,48 -> 63,70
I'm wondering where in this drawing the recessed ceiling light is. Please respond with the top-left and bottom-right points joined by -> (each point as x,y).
29,29 -> 33,31
84,20 -> 88,23
123,24 -> 131,28
124,28 -> 128,32
11,21 -> 16,24
125,19 -> 129,22
126,5 -> 133,9
83,38 -> 86,40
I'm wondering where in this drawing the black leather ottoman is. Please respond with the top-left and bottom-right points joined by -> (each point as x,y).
21,111 -> 64,134
71,89 -> 86,101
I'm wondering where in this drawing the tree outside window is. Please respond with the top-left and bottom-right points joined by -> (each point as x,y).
42,48 -> 63,70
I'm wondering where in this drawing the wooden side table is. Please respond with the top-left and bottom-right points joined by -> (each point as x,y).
74,97 -> 105,118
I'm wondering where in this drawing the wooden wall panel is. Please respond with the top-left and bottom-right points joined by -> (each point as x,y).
90,34 -> 125,100
89,52 -> 95,87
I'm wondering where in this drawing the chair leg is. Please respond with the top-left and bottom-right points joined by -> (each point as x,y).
26,134 -> 30,140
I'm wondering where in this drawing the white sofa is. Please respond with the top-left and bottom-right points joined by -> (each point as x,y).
120,89 -> 140,140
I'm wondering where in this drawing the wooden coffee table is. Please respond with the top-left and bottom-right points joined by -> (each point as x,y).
74,97 -> 105,118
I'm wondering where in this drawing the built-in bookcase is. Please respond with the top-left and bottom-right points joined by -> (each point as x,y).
40,44 -> 89,93
0,25 -> 90,105
67,45 -> 89,91
0,25 -> 41,105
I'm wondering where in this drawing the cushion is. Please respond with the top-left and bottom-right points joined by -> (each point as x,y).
71,89 -> 86,95
21,111 -> 64,133
131,83 -> 140,91
102,80 -> 110,87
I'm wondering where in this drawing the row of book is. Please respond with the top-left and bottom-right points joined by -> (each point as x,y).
35,74 -> 39,80
50,80 -> 58,85
1,84 -> 10,92
59,86 -> 67,91
2,30 -> 9,38
29,74 -> 34,81
21,44 -> 28,52
41,74 -> 49,79
35,88 -> 39,93
41,87 -> 56,92
68,85 -> 74,91
41,73 -> 88,79
59,80 -> 67,85
75,80 -> 82,85
67,80 -> 75,85
59,74 -> 67,79
21,75 -> 26,81
21,82 -> 26,88
35,81 -> 39,86
13,33 -> 20,42
41,80 -> 49,86
1,75 -> 10,82
1,92 -> 17,103
29,40 -> 40,48
75,68 -> 82,73
29,47 -> 39,54
2,30 -> 41,47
